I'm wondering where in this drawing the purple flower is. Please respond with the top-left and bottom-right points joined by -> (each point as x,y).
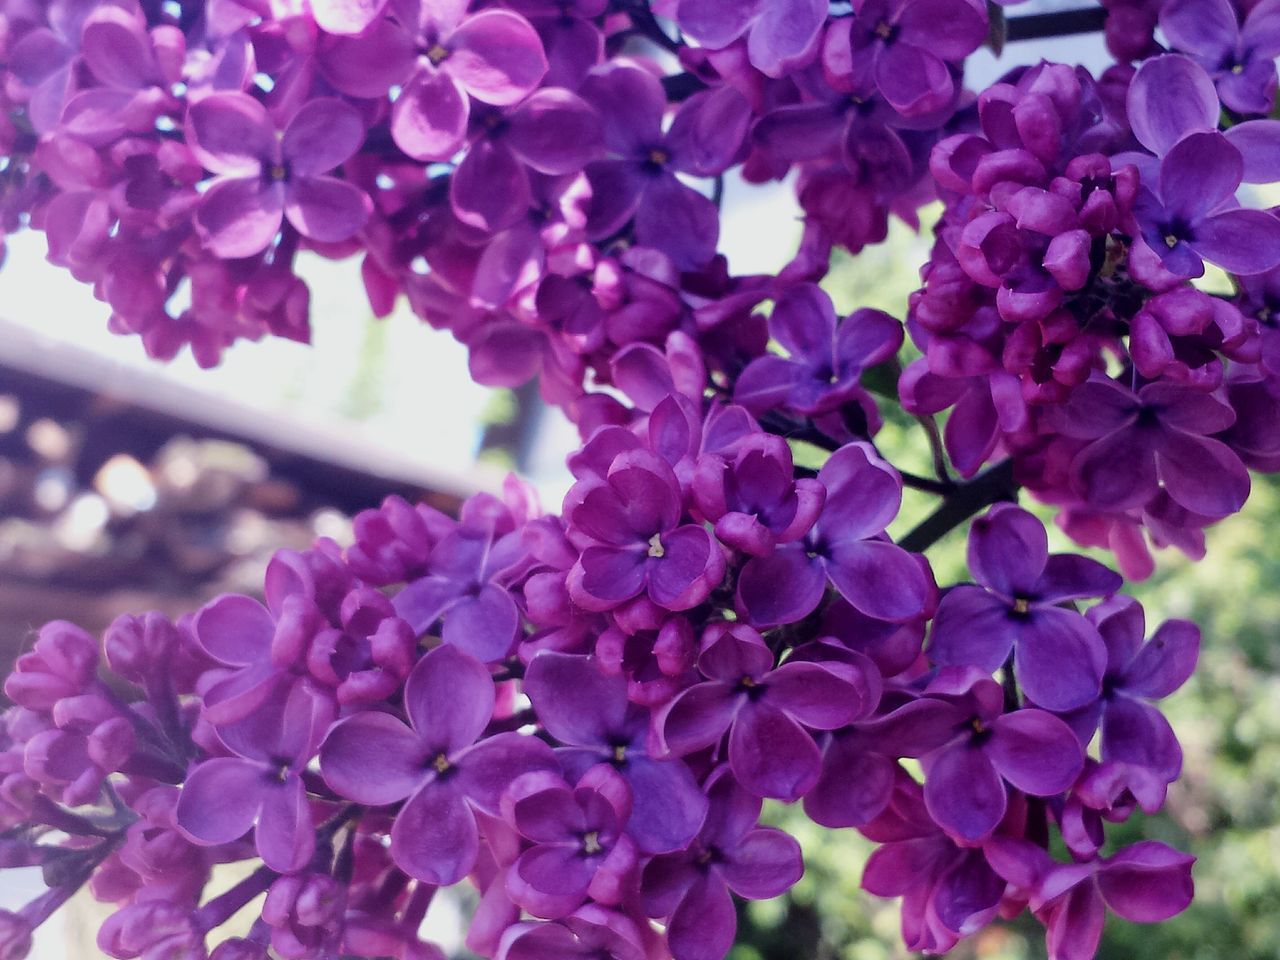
496,906 -> 648,960
176,678 -> 333,873
733,283 -> 903,418
927,504 -> 1121,711
692,434 -> 825,557
986,838 -> 1194,960
657,623 -> 877,801
1056,378 -> 1251,518
346,494 -> 454,586
1161,0 -> 1280,115
3,621 -> 98,711
579,64 -> 751,269
191,591 -> 312,725
829,0 -> 988,116
1132,131 -> 1280,279
186,93 -> 371,257
319,645 -> 557,884
501,766 -> 637,919
674,0 -> 826,77
523,652 -> 708,854
450,90 -> 604,234
1061,597 -> 1199,811
564,449 -> 726,613
914,669 -> 1084,841
641,767 -> 803,960
860,773 -> 1007,953
318,3 -> 548,162
393,521 -> 529,662
736,443 -> 936,627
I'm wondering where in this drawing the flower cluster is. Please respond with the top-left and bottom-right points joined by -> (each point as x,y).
7,0 -> 1280,958
0,412 -> 1197,960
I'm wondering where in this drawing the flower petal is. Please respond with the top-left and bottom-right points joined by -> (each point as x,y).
924,745 -> 1006,841
391,780 -> 480,884
175,758 -> 264,845
319,711 -> 424,805
404,644 -> 494,753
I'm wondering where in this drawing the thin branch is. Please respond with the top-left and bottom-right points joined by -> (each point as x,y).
1005,7 -> 1107,42
898,460 -> 1018,553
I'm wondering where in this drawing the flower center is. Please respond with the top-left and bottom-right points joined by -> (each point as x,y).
612,744 -> 628,764
1163,233 -> 1180,249
582,831 -> 603,855
426,43 -> 450,65
970,717 -> 986,734
648,147 -> 669,167
874,20 -> 896,41
432,753 -> 451,774
1231,63 -> 1244,75
1012,598 -> 1030,615
269,163 -> 288,182
647,534 -> 665,558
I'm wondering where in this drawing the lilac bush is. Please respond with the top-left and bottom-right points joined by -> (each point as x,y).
8,0 -> 1280,957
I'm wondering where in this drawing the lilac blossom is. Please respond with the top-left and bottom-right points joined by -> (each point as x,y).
563,449 -> 726,613
1132,131 -> 1280,279
1056,378 -> 1251,518
674,0 -> 827,77
579,64 -> 751,269
657,623 -> 878,800
176,678 -> 333,872
928,504 -> 1122,711
733,283 -> 903,418
186,93 -> 372,257
641,768 -> 803,960
914,669 -> 1084,841
319,644 -> 557,884
736,443 -> 935,626
986,838 -> 1195,960
1060,597 -> 1200,811
1160,0 -> 1280,115
500,766 -> 637,918
826,0 -> 989,116
523,652 -> 708,854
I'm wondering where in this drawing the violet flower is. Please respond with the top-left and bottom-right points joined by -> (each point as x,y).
579,63 -> 751,269
657,623 -> 877,801
986,837 -> 1195,960
736,442 -> 935,627
1056,378 -> 1251,518
563,449 -> 726,613
1132,131 -> 1280,279
927,504 -> 1122,711
186,93 -> 372,257
1161,0 -> 1280,115
641,767 -> 803,960
733,283 -> 903,418
500,766 -> 637,919
523,652 -> 708,854
319,644 -> 558,884
176,678 -> 333,873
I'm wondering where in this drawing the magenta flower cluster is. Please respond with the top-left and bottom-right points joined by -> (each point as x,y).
7,0 -> 1280,957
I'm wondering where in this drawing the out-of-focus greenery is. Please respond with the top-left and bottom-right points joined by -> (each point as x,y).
732,219 -> 1280,960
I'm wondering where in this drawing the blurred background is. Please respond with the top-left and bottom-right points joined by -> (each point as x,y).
1,4 -> 1277,958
